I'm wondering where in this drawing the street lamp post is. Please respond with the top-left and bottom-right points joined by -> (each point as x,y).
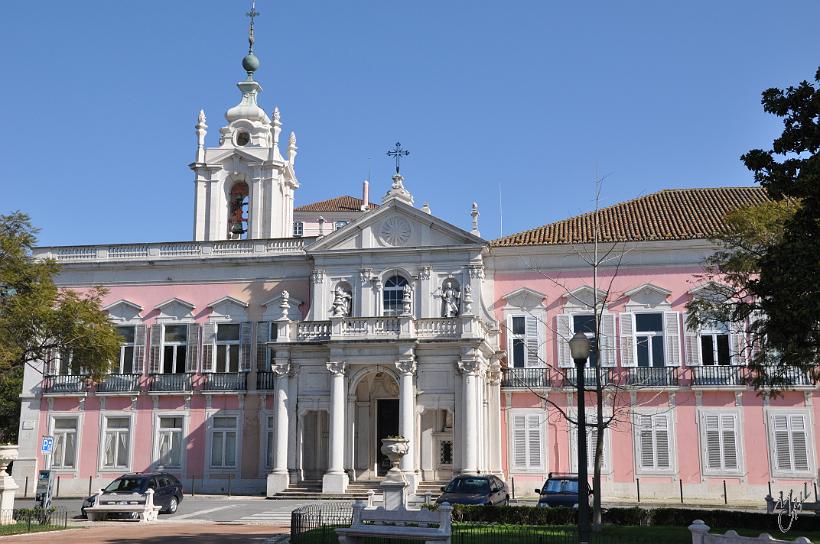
569,331 -> 591,544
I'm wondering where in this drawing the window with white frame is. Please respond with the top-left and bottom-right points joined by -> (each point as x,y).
635,313 -> 665,368
509,411 -> 543,471
51,418 -> 78,469
570,413 -> 610,472
116,326 -> 136,373
383,275 -> 409,316
266,415 -> 275,468
769,412 -> 812,475
163,325 -> 188,374
635,413 -> 672,472
573,314 -> 598,367
508,316 -> 540,368
102,416 -> 131,469
293,221 -> 304,237
700,412 -> 740,474
700,322 -> 731,366
215,324 -> 240,373
156,416 -> 183,468
210,416 -> 238,468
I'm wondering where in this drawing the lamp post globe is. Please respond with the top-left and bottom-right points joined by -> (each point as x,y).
569,331 -> 591,361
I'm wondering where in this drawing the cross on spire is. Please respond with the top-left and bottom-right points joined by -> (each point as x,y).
246,0 -> 260,53
387,142 -> 410,174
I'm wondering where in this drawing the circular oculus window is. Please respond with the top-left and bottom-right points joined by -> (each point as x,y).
236,131 -> 251,146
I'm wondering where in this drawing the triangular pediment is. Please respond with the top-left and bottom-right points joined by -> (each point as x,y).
624,283 -> 671,307
207,296 -> 248,322
104,299 -> 143,322
501,287 -> 547,311
154,298 -> 196,321
307,198 -> 485,253
205,146 -> 277,166
261,292 -> 304,321
563,285 -> 607,310
688,281 -> 733,302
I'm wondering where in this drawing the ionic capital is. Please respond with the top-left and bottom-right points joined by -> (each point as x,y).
458,358 -> 481,376
272,362 -> 291,377
326,361 -> 346,376
395,358 -> 416,376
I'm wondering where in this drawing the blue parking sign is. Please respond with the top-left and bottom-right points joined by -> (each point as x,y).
41,436 -> 54,454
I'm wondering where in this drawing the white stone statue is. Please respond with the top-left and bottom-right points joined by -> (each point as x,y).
463,284 -> 473,315
401,284 -> 412,315
439,280 -> 461,318
331,286 -> 352,317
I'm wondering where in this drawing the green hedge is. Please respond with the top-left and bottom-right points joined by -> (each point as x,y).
444,505 -> 820,532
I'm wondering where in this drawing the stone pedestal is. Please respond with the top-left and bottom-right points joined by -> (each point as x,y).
380,470 -> 408,510
322,472 -> 349,494
0,445 -> 19,525
266,472 -> 289,496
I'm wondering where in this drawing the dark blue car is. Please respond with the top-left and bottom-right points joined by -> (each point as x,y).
436,475 -> 509,506
535,473 -> 591,508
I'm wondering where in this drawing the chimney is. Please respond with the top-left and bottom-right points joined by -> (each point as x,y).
361,179 -> 370,210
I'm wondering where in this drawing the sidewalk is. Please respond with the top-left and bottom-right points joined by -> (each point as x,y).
0,522 -> 288,543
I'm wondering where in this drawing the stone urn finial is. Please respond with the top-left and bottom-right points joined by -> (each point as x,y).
0,445 -> 18,477
380,436 -> 409,470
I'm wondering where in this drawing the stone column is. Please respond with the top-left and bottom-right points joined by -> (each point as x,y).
395,358 -> 417,492
458,359 -> 481,474
487,359 -> 504,477
323,361 -> 348,493
266,361 -> 290,496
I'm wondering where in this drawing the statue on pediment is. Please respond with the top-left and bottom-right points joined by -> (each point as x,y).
331,285 -> 352,317
439,280 -> 461,318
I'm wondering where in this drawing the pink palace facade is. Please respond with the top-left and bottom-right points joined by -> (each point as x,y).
14,50 -> 819,504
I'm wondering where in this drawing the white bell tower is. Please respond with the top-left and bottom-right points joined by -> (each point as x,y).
190,4 -> 298,241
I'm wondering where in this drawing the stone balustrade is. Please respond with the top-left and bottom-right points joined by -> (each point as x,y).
293,316 -> 482,342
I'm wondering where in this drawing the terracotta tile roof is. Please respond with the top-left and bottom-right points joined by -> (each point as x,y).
491,187 -> 771,247
294,195 -> 379,213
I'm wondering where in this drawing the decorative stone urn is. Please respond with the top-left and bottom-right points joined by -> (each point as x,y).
380,437 -> 409,470
0,445 -> 18,477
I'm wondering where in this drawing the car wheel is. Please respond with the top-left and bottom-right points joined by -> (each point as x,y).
501,496 -> 509,506
165,496 -> 178,514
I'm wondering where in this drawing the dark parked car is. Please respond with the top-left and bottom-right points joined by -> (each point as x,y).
535,472 -> 591,508
81,472 -> 183,518
436,475 -> 509,506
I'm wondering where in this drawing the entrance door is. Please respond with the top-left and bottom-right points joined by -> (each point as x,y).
376,399 -> 399,476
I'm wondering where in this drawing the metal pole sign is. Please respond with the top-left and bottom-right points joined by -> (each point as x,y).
41,436 -> 54,455
37,436 -> 55,508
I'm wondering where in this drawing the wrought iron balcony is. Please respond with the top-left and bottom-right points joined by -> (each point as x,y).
757,366 -> 815,387
43,375 -> 87,394
97,373 -> 142,393
149,373 -> 193,392
562,367 -> 612,388
691,365 -> 747,387
620,367 -> 679,387
203,372 -> 247,392
500,368 -> 550,389
257,371 -> 276,390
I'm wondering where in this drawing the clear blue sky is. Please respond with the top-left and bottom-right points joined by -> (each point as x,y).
1,1 -> 818,246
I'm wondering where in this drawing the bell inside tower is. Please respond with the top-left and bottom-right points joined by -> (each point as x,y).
228,182 -> 250,239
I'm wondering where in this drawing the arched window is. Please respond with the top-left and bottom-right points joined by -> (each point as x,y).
383,275 -> 409,316
228,182 -> 249,239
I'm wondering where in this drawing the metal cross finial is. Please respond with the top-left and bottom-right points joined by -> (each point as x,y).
387,142 -> 410,174
246,0 -> 260,53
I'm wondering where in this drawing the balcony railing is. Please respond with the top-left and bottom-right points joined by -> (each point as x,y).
203,372 -> 247,392
43,375 -> 87,394
414,318 -> 459,339
501,368 -> 550,389
297,321 -> 331,341
149,373 -> 193,392
97,373 -> 142,393
562,367 -> 612,388
257,371 -> 276,390
692,365 -> 747,387
619,367 -> 679,387
754,366 -> 815,387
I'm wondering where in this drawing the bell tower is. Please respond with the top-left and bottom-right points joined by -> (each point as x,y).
190,2 -> 299,241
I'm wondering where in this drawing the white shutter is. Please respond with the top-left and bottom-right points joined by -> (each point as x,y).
790,415 -> 810,471
512,415 -> 527,469
149,324 -> 163,374
588,426 -> 602,472
185,323 -> 199,372
639,415 -> 654,469
201,323 -> 216,372
556,314 -> 572,368
619,313 -> 636,367
256,321 -> 271,370
663,312 -> 681,367
655,415 -> 671,468
599,313 -> 616,367
772,414 -> 792,471
525,316 -> 540,367
730,321 -> 747,365
704,414 -> 722,470
721,414 -> 738,470
239,322 -> 252,372
684,313 -> 701,366
133,325 -> 146,374
527,414 -> 541,468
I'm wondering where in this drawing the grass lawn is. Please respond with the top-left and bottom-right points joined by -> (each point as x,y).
0,522 -> 74,536
294,524 -> 818,544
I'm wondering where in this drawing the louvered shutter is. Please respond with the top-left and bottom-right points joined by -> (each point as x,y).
184,323 -> 199,372
149,324 -> 163,374
239,322 -> 252,371
639,415 -> 654,469
599,313 -> 616,367
721,414 -> 738,469
619,313 -> 636,367
772,414 -> 792,471
556,314 -> 572,368
525,316 -> 540,367
684,313 -> 701,366
730,321 -> 747,365
704,414 -> 722,470
133,325 -> 146,374
201,323 -> 216,372
663,312 -> 681,367
587,426 -> 602,472
256,321 -> 271,370
790,415 -> 810,471
655,415 -> 670,468
512,415 -> 527,469
44,349 -> 58,376
527,415 -> 541,468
